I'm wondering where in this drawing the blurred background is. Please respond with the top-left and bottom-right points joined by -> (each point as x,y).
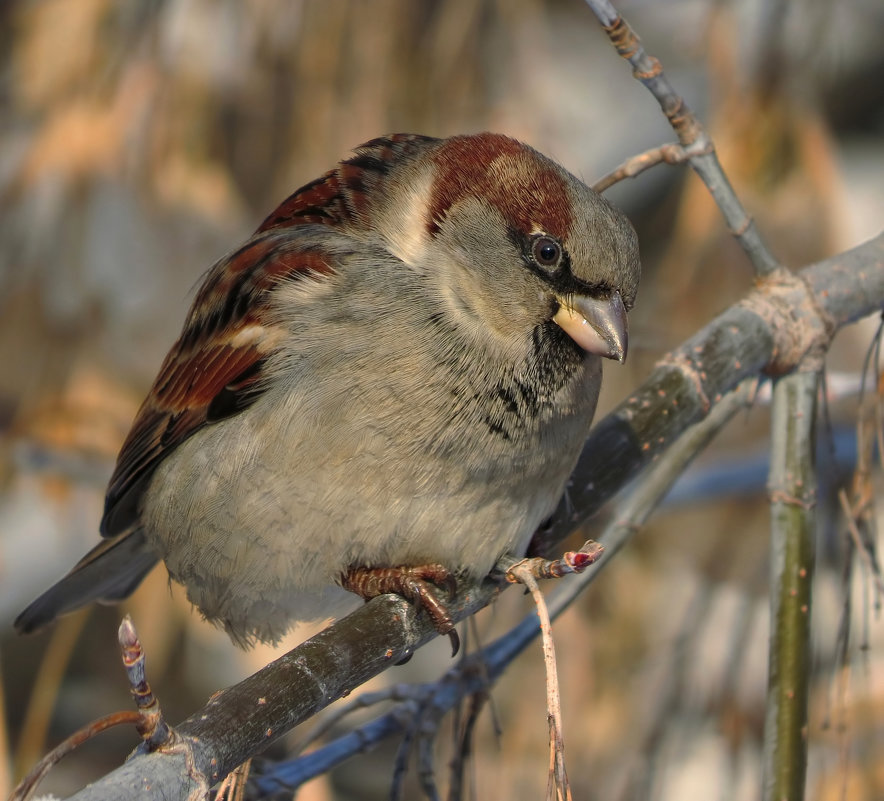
1,0 -> 882,798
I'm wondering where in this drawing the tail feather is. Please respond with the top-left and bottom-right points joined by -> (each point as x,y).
14,529 -> 158,634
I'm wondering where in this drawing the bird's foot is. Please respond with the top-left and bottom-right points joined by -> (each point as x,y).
342,564 -> 460,656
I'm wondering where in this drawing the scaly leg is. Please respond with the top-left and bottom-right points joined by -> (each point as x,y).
342,564 -> 460,656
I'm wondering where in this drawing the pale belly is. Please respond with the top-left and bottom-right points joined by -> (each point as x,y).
140,358 -> 599,644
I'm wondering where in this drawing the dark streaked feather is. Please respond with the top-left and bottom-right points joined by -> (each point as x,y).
100,138 -> 440,539
100,240 -> 336,537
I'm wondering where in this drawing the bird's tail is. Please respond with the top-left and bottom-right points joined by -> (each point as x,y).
14,528 -> 158,634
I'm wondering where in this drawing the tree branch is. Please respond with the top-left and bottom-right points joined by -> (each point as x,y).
583,0 -> 782,276
590,142 -> 698,194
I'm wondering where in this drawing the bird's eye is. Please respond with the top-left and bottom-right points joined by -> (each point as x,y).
531,236 -> 562,270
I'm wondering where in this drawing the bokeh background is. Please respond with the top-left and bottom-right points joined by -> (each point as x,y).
1,1 -> 883,799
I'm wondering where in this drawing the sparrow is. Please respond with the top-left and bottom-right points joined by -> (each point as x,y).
15,133 -> 640,647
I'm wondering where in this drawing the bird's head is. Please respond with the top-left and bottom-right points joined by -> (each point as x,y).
367,133 -> 640,363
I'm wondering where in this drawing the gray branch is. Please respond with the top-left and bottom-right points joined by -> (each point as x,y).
582,0 -> 782,276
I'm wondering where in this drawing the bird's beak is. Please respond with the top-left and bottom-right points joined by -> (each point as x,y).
552,290 -> 628,362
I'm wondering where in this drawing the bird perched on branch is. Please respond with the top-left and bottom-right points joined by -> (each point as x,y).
16,133 -> 640,648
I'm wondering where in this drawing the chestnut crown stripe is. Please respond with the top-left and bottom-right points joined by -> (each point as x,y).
427,133 -> 574,240
255,132 -> 575,248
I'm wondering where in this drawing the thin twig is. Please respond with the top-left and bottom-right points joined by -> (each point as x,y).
507,563 -> 571,801
213,759 -> 251,801
9,711 -> 143,801
448,690 -> 487,801
390,716 -> 418,801
503,540 -> 605,581
448,617 -> 494,801
417,714 -> 442,801
591,141 -> 700,193
293,685 -> 428,756
838,489 -> 884,600
583,0 -> 781,276
10,616 -> 177,801
874,326 -> 884,475
118,616 -> 174,752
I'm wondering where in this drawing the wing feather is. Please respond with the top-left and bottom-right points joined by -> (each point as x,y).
100,236 -> 334,536
101,134 -> 439,536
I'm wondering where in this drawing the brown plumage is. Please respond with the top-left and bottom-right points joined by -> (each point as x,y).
16,133 -> 640,646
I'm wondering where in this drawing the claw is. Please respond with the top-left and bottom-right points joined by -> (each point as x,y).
441,573 -> 458,601
342,564 -> 459,656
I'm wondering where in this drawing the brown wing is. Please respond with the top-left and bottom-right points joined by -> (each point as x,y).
100,235 -> 335,537
102,133 -> 437,537
256,134 -> 437,233
15,134 -> 445,632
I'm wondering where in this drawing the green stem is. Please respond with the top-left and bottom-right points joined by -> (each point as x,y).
763,370 -> 819,801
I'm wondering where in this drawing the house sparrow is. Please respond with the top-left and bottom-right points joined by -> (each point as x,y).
15,133 -> 640,647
